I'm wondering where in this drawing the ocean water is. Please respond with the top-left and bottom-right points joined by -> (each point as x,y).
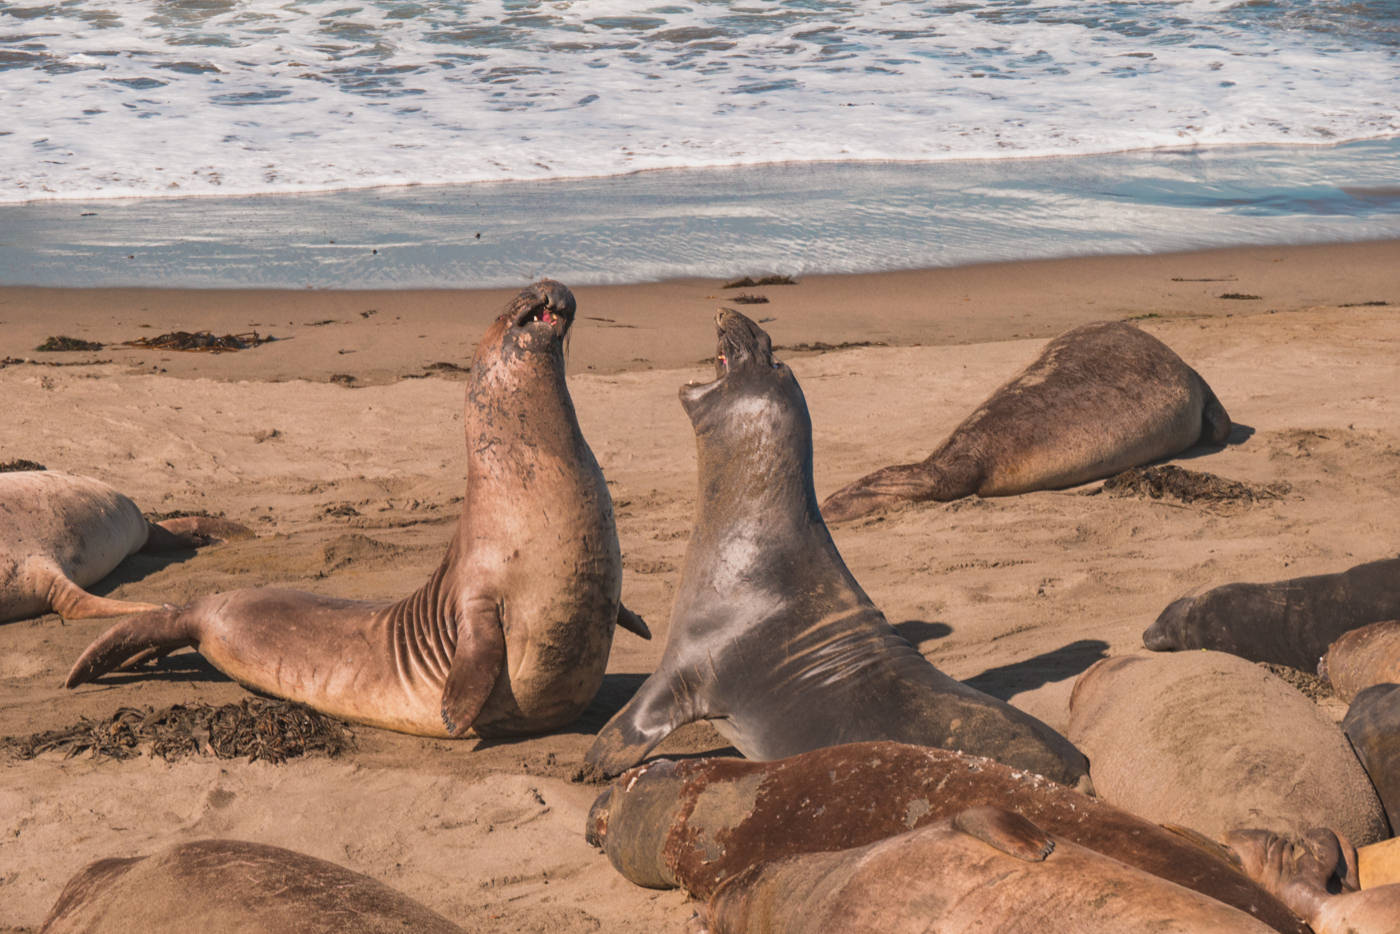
1,0 -> 1397,287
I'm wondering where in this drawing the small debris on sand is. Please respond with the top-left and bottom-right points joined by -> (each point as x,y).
1097,465 -> 1289,505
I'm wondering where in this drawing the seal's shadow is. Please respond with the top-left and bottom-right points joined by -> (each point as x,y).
92,649 -> 233,685
893,619 -> 953,647
90,550 -> 203,595
962,638 -> 1110,701
1176,422 -> 1255,460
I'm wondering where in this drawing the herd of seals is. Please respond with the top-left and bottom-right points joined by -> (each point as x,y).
5,280 -> 1398,932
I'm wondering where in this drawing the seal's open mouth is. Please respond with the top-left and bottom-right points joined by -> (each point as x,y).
712,307 -> 773,378
508,279 -> 576,339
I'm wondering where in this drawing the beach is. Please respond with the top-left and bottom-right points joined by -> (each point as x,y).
1,239 -> 1397,930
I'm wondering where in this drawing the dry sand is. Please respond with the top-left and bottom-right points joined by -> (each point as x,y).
1,239 -> 1397,931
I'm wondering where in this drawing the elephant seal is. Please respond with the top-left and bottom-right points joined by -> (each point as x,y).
820,320 -> 1231,522
1342,683 -> 1400,835
586,741 -> 1307,931
1143,556 -> 1400,670
1227,827 -> 1400,934
696,807 -> 1279,933
584,309 -> 1088,787
1321,619 -> 1400,703
1,470 -> 249,623
67,281 -> 649,739
40,839 -> 463,933
1067,652 -> 1387,846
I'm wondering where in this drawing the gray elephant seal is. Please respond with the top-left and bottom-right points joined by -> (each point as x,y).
1,470 -> 250,623
821,320 -> 1231,522
1068,652 -> 1387,846
1227,827 -> 1400,934
587,742 -> 1306,931
1342,683 -> 1400,835
67,281 -> 648,739
1143,556 -> 1400,670
585,309 -> 1088,787
697,807 -> 1278,933
1320,619 -> 1400,703
40,839 -> 463,934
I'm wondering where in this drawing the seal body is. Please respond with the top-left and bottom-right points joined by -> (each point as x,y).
1342,683 -> 1400,835
586,310 -> 1089,785
0,470 -> 247,623
67,282 -> 646,739
820,321 -> 1231,522
1143,556 -> 1400,670
586,742 -> 1307,932
1067,652 -> 1387,846
698,808 -> 1278,934
40,839 -> 463,934
1322,619 -> 1400,703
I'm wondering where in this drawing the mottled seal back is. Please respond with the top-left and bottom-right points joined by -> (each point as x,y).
821,320 -> 1231,522
1322,618 -> 1400,703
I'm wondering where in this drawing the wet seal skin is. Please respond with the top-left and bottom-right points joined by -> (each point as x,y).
587,741 -> 1308,933
584,309 -> 1088,788
0,470 -> 249,624
821,320 -> 1231,522
696,808 -> 1280,934
40,839 -> 464,934
1143,556 -> 1400,671
67,281 -> 650,739
1342,683 -> 1400,836
1321,618 -> 1400,703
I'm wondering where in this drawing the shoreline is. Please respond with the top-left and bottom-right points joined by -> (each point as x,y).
2,239 -> 1396,385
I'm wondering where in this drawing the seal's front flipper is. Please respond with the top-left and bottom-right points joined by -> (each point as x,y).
46,569 -> 162,620
440,601 -> 506,737
585,668 -> 703,777
65,606 -> 192,687
952,806 -> 1055,861
617,604 -> 651,639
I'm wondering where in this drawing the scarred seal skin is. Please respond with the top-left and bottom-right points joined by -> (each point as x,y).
820,320 -> 1231,522
585,741 -> 1308,933
1067,652 -> 1388,847
1143,556 -> 1400,671
1321,619 -> 1400,703
1342,683 -> 1400,836
0,470 -> 250,623
583,309 -> 1088,788
1227,827 -> 1400,934
39,839 -> 464,934
696,807 -> 1279,934
66,281 -> 649,739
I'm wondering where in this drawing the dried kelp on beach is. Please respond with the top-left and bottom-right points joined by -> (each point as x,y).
1097,465 -> 1289,505
35,335 -> 105,351
2,699 -> 354,764
1258,662 -> 1334,703
0,459 -> 46,472
722,274 -> 796,288
124,330 -> 275,353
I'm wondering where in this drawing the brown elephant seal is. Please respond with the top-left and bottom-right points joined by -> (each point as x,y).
586,741 -> 1307,932
0,470 -> 250,623
695,807 -> 1279,933
1227,827 -> 1400,934
584,309 -> 1088,787
67,281 -> 649,739
40,839 -> 463,933
1342,683 -> 1400,835
1321,618 -> 1400,702
1068,652 -> 1387,846
820,320 -> 1231,522
1143,556 -> 1400,670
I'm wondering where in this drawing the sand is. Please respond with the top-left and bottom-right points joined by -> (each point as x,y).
1,239 -> 1397,931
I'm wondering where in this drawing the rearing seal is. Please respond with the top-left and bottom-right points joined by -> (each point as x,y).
584,309 -> 1089,787
66,281 -> 648,739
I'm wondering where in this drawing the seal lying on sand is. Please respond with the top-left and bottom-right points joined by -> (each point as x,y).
586,742 -> 1306,932
1067,652 -> 1387,846
1321,619 -> 1400,703
586,309 -> 1089,786
1143,556 -> 1400,670
695,807 -> 1279,934
1227,827 -> 1400,934
1342,683 -> 1400,835
820,320 -> 1231,522
0,470 -> 249,624
67,281 -> 648,739
40,839 -> 463,934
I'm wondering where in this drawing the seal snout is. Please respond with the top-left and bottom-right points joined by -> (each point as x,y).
714,307 -> 774,374
1142,596 -> 1192,651
510,279 -> 576,337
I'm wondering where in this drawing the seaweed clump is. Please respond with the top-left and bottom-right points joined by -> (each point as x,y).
2,699 -> 354,764
124,331 -> 275,353
35,336 -> 104,351
1098,465 -> 1289,505
0,459 -> 46,472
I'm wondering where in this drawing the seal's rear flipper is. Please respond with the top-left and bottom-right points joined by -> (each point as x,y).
585,668 -> 702,776
46,568 -> 163,621
64,606 -> 193,687
440,602 -> 506,737
952,806 -> 1055,861
617,604 -> 651,639
144,515 -> 254,551
1201,385 -> 1232,445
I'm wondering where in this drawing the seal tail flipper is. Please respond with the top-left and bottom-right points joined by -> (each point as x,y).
143,515 -> 254,551
45,567 -> 162,621
64,606 -> 193,687
584,667 -> 704,777
951,806 -> 1055,862
616,604 -> 651,640
1200,384 -> 1232,445
440,601 -> 507,737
